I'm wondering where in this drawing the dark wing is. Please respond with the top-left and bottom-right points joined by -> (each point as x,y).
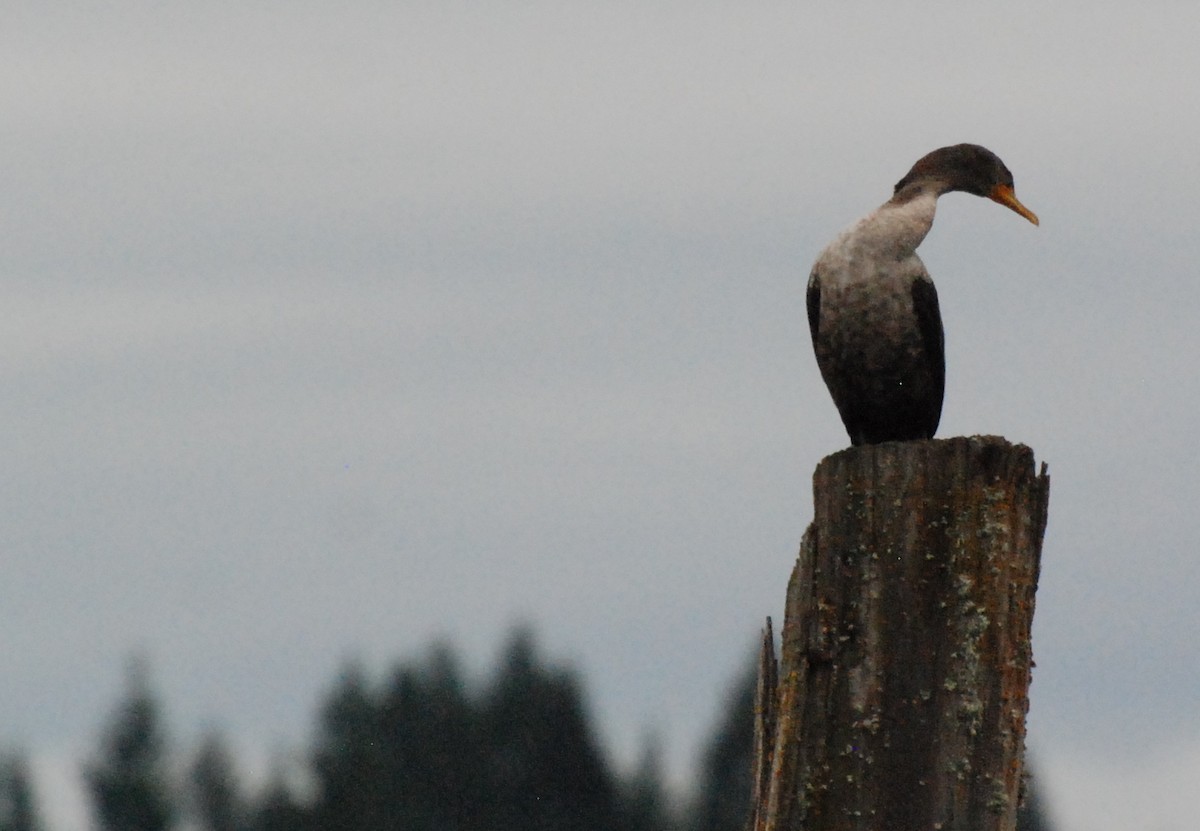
911,276 -> 945,431
911,276 -> 943,375
806,274 -> 821,349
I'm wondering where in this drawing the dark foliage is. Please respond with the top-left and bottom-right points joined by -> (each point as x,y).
618,737 -> 672,831
249,776 -> 307,831
688,658 -> 757,831
302,628 -> 635,831
84,660 -> 175,831
190,733 -> 243,831
1018,773 -> 1054,831
0,752 -> 42,831
479,629 -> 624,831
59,632 -> 1053,831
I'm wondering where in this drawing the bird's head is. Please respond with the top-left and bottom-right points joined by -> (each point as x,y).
895,143 -> 1039,226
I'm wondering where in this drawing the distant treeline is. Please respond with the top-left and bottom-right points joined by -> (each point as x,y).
0,627 -> 1052,831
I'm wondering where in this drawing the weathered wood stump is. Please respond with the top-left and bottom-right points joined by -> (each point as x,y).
749,436 -> 1049,831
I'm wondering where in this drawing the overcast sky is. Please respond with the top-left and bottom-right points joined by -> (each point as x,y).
4,3 -> 1200,830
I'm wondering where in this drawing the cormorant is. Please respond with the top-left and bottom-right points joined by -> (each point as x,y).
806,143 -> 1038,446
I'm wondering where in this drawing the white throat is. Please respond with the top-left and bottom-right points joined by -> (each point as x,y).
810,188 -> 939,291
851,189 -> 938,255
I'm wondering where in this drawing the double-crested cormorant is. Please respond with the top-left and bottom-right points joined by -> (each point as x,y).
806,143 -> 1038,446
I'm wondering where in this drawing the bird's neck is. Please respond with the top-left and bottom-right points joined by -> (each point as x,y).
856,188 -> 938,254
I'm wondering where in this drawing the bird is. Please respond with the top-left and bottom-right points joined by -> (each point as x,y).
806,143 -> 1038,446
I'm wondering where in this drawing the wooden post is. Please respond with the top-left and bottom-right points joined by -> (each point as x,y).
748,436 -> 1049,831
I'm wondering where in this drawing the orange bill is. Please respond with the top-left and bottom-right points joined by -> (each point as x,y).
988,183 -> 1039,226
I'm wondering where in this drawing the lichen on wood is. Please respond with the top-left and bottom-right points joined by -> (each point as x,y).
749,436 -> 1049,831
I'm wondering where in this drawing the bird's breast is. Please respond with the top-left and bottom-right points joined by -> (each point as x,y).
820,273 -> 923,358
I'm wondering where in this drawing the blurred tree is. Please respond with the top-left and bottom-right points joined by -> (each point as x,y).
619,735 -> 672,831
376,643 -> 480,830
308,662 -> 386,831
688,659 -> 756,831
84,659 -> 176,831
190,732 -> 243,831
0,751 -> 43,831
248,773 -> 308,831
480,627 -> 623,831
74,632 -> 1055,831
305,631 -> 631,831
1016,771 -> 1053,831
73,629 -> 1073,831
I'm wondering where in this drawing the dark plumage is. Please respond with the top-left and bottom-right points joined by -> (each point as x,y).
807,144 -> 1038,446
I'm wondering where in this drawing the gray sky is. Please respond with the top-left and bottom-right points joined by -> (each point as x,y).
4,3 -> 1200,829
